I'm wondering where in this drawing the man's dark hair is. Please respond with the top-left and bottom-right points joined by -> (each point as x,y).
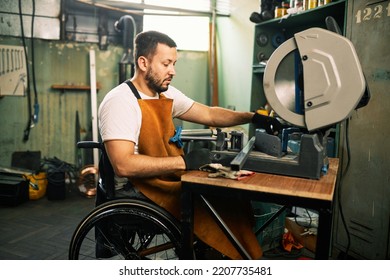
134,30 -> 177,67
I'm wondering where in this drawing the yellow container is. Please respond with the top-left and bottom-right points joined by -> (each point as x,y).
275,7 -> 287,18
308,0 -> 318,9
25,172 -> 48,200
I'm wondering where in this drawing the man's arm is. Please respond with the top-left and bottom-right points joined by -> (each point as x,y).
180,102 -> 283,135
104,140 -> 186,178
179,102 -> 255,127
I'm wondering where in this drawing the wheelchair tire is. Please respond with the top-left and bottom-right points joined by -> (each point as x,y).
68,199 -> 182,260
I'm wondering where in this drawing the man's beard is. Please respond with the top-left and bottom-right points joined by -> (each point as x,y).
145,67 -> 171,93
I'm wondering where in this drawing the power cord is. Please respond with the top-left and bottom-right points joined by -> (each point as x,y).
19,0 -> 39,142
337,118 -> 352,258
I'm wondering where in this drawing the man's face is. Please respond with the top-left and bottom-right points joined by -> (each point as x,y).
145,43 -> 177,93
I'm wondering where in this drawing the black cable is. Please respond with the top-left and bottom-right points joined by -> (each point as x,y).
18,0 -> 32,142
42,157 -> 78,184
293,207 -> 313,228
337,118 -> 351,258
324,16 -> 352,258
305,208 -> 313,227
31,0 -> 39,124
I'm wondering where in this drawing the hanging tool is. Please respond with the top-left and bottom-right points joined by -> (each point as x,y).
115,15 -> 137,83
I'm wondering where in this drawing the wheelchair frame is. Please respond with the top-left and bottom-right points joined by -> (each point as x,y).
68,141 -> 184,260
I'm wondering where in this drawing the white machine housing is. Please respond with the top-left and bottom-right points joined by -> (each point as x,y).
263,28 -> 366,131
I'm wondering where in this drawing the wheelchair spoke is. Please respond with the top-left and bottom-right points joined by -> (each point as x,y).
138,241 -> 176,258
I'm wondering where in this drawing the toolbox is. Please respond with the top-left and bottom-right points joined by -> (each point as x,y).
0,172 -> 29,206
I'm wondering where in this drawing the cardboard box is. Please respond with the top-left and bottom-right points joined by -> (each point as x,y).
285,218 -> 317,253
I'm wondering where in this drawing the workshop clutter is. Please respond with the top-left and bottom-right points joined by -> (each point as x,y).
252,202 -> 287,249
41,157 -> 78,200
0,172 -> 29,206
6,150 -> 48,201
0,171 -> 49,205
1,150 -> 44,205
284,207 -> 318,253
25,172 -> 48,200
1,150 -> 84,204
253,203 -> 319,258
284,217 -> 317,253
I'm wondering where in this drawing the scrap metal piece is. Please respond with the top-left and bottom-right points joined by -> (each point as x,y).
230,136 -> 255,171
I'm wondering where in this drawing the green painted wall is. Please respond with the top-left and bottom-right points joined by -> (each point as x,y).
217,0 -> 258,133
0,0 -> 258,167
0,37 -> 209,166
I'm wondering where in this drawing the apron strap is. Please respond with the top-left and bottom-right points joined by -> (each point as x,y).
125,80 -> 142,99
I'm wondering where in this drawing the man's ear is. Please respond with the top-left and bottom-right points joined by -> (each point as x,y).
137,56 -> 148,71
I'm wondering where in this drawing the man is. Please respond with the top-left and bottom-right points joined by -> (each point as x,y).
99,30 -> 279,259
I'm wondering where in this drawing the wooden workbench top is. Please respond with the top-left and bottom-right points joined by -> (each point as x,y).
182,158 -> 339,202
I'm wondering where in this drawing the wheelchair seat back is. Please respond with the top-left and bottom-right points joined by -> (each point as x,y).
96,144 -> 117,205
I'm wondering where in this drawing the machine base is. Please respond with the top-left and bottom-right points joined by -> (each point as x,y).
211,134 -> 328,180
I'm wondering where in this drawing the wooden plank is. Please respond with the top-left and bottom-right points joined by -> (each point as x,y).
51,83 -> 101,91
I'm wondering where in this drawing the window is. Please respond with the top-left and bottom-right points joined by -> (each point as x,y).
143,15 -> 209,51
117,0 -> 230,51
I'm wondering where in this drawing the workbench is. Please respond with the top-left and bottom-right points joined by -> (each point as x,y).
180,158 -> 339,260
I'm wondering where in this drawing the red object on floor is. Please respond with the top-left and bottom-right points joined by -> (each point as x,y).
282,231 -> 304,252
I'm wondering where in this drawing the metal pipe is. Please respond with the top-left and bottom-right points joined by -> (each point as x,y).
181,129 -> 214,136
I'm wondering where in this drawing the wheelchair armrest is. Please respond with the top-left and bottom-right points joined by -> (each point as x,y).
77,141 -> 102,150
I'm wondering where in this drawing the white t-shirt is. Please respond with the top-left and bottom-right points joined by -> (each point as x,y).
98,83 -> 194,153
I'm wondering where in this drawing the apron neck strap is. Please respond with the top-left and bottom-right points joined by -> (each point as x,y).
125,80 -> 142,99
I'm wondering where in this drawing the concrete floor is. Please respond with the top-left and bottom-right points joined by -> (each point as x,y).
0,186 -> 95,260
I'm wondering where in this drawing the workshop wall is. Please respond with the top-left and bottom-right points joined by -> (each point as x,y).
0,37 -> 119,166
217,0 -> 257,114
0,0 -> 256,168
0,36 -> 208,167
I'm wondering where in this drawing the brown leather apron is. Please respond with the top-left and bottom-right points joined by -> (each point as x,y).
126,81 -> 262,260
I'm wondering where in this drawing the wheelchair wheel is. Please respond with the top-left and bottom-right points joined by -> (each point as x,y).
69,199 -> 182,260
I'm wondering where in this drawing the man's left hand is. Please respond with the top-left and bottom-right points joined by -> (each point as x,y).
251,112 -> 283,135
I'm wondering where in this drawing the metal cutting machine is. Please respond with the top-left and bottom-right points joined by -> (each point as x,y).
211,26 -> 369,179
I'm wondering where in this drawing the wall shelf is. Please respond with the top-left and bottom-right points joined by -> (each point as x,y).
255,1 -> 346,29
51,83 -> 101,92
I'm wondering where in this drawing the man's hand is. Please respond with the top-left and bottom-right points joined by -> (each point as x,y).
182,148 -> 211,170
251,112 -> 283,135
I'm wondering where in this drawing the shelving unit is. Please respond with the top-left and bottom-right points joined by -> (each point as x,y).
249,0 -> 390,259
248,2 -> 348,254
250,1 -> 347,116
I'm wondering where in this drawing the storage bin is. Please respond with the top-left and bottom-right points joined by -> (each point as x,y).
252,202 -> 287,248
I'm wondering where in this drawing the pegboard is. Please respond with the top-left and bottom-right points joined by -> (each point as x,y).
0,45 -> 28,96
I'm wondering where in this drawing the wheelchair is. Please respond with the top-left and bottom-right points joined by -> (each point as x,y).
68,137 -> 268,260
68,141 -> 183,260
